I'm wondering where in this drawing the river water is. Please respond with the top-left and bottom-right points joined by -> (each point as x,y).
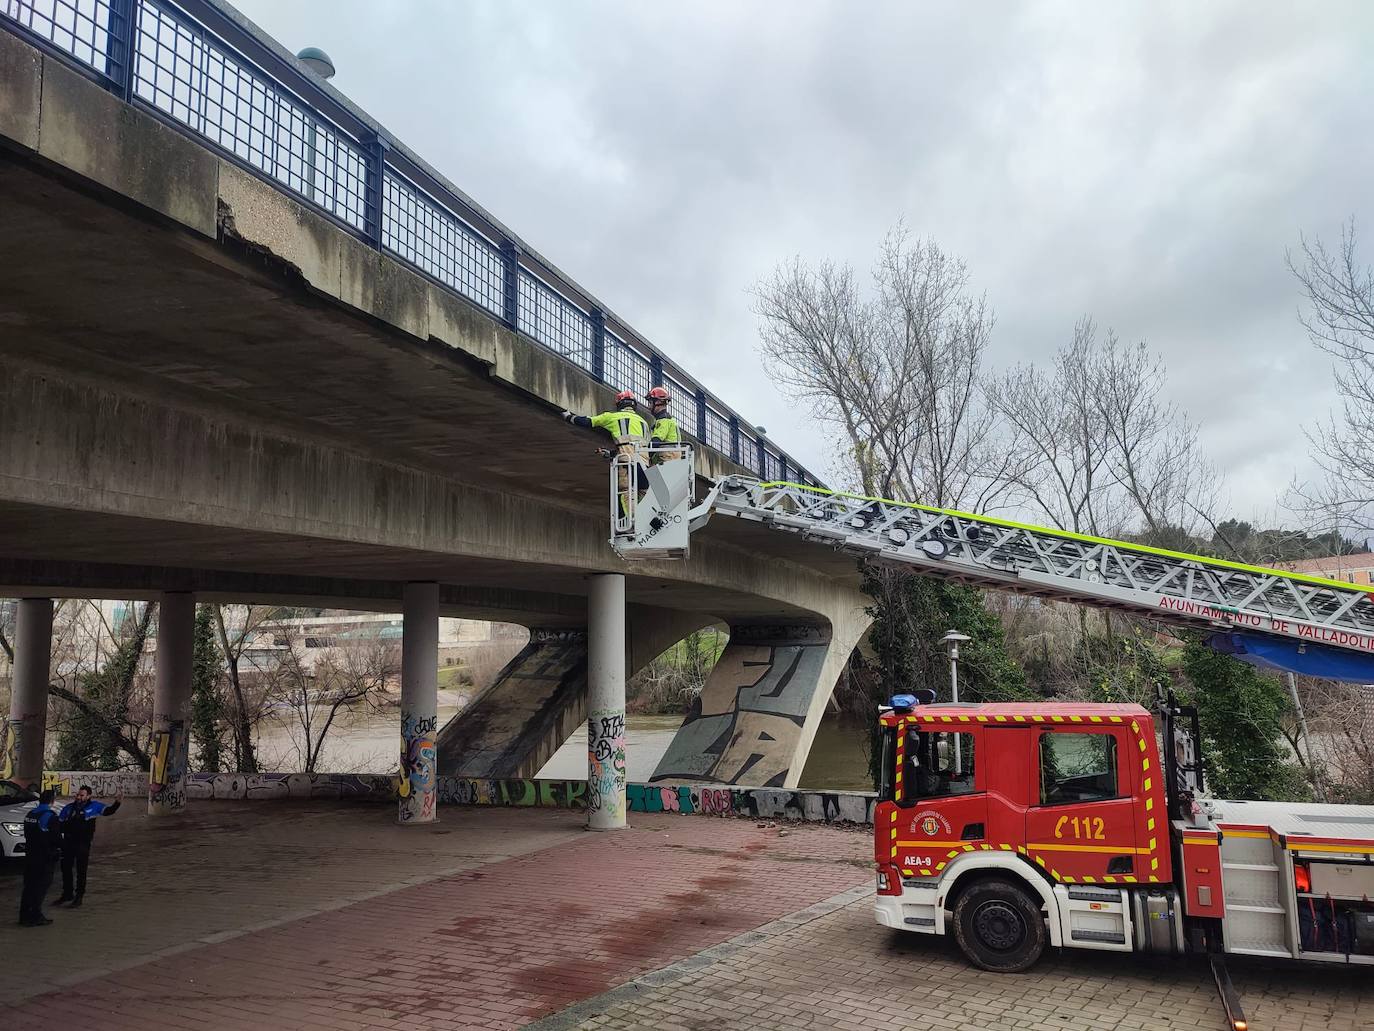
255,704 -> 873,790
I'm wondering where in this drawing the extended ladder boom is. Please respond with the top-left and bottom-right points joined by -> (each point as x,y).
612,468 -> 1374,658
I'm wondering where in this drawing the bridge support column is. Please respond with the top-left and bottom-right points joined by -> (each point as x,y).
4,599 -> 53,790
587,574 -> 626,829
149,592 -> 194,816
399,581 -> 439,824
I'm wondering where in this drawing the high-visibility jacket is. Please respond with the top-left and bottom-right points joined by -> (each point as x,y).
577,410 -> 647,445
650,416 -> 680,445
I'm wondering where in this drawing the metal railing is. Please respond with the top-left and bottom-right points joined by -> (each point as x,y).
1,0 -> 820,488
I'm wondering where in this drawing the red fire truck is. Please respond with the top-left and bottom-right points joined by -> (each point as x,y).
873,690 -> 1374,1029
608,470 -> 1374,1028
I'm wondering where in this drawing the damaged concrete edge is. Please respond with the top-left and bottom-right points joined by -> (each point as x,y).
520,883 -> 876,1031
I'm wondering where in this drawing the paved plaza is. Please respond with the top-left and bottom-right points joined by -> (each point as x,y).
0,802 -> 1367,1030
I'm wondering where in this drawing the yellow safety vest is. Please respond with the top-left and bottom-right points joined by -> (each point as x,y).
650,417 -> 680,445
589,410 -> 647,444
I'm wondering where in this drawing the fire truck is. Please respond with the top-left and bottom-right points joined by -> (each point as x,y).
611,457 -> 1374,1028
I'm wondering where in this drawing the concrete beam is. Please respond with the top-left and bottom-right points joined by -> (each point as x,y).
0,28 -> 41,152
36,57 -> 219,237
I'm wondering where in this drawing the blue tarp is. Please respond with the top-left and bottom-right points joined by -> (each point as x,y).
1205,632 -> 1374,683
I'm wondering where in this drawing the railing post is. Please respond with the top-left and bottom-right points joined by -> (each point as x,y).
499,240 -> 520,330
650,354 -> 664,389
589,308 -> 606,383
363,131 -> 389,250
729,415 -> 740,464
695,391 -> 707,442
104,0 -> 137,102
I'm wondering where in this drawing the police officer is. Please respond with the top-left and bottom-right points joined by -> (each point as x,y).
562,391 -> 648,512
18,788 -> 61,927
644,386 -> 682,464
55,786 -> 122,908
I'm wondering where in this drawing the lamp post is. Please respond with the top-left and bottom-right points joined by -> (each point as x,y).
295,47 -> 336,206
941,630 -> 971,770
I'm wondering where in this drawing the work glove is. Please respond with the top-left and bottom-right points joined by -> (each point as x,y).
561,410 -> 575,422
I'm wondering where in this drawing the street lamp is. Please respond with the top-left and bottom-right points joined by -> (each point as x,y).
941,630 -> 971,771
295,47 -> 336,206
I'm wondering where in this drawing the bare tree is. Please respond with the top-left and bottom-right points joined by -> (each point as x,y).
989,318 -> 1117,534
1289,221 -> 1374,535
990,317 -> 1219,540
264,631 -> 400,774
213,604 -> 277,773
755,224 -> 1009,509
1298,678 -> 1374,803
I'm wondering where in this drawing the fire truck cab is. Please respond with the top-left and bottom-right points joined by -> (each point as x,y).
874,694 -> 1374,991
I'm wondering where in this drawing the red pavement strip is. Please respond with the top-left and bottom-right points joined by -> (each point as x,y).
9,815 -> 872,1031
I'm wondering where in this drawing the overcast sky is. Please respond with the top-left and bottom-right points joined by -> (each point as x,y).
236,1 -> 1374,523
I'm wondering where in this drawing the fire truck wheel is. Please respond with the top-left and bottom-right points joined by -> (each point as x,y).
952,878 -> 1046,973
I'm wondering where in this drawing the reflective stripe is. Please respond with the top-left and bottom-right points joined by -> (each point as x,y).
589,411 -> 647,439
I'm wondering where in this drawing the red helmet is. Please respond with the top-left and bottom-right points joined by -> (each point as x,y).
614,390 -> 636,409
646,386 -> 671,405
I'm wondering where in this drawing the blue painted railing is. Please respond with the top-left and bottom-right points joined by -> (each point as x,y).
0,0 -> 816,487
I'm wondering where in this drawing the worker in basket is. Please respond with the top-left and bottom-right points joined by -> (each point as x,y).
562,390 -> 648,512
644,386 -> 684,464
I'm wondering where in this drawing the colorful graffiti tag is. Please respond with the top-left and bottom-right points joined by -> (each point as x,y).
0,718 -> 21,782
587,708 -> 626,821
651,625 -> 830,787
399,711 -> 438,822
39,771 -> 877,825
148,718 -> 189,812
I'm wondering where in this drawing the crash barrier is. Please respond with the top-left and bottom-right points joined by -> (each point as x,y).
40,770 -> 877,825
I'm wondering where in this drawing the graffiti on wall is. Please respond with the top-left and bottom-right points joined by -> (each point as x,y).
651,625 -> 830,787
40,770 -> 875,824
148,718 -> 189,811
587,709 -> 626,820
399,711 -> 438,821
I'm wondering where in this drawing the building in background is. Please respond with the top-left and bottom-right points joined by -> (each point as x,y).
1278,553 -> 1374,586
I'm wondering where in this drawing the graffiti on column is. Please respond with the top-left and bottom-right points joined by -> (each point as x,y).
399,711 -> 437,821
0,719 -> 21,781
587,709 -> 626,819
650,625 -> 829,787
148,718 -> 189,810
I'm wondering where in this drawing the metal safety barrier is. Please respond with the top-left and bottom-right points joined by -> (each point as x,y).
0,0 -> 815,488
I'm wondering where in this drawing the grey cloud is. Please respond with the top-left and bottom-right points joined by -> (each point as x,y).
235,0 -> 1374,518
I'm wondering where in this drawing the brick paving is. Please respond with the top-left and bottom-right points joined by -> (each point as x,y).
2,802 -> 1367,1030
0,802 -> 871,1029
551,893 -> 1373,1031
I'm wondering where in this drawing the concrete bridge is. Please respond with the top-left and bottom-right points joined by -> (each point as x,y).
0,2 -> 869,825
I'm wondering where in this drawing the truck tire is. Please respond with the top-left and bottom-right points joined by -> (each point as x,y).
952,878 -> 1046,973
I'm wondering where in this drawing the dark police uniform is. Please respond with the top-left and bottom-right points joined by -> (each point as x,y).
57,797 -> 121,905
18,801 -> 60,926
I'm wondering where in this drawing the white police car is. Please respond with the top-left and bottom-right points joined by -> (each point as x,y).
0,780 -> 39,859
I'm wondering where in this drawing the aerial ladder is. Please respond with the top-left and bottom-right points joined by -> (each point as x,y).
610,449 -> 1374,664
611,451 -> 1374,1030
